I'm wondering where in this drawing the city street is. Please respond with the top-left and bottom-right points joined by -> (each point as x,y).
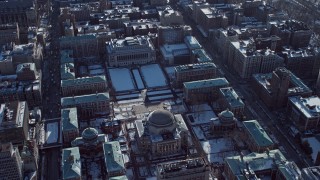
41,1 -> 62,180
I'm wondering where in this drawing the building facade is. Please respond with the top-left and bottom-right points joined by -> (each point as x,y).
287,96 -> 320,131
61,93 -> 110,117
158,25 -> 192,46
16,63 -> 37,81
135,110 -> 189,157
106,36 -> 156,67
0,143 -> 23,180
0,101 -> 29,146
60,35 -> 98,58
158,6 -> 184,26
224,149 -> 301,180
183,78 -> 229,103
61,76 -> 107,97
281,47 -> 320,78
0,23 -> 20,46
252,67 -> 312,108
157,158 -> 210,180
218,87 -> 245,118
71,127 -> 106,155
229,40 -> 284,79
174,62 -> 217,88
269,19 -> 312,49
0,0 -> 35,27
302,166 -> 320,180
211,109 -> 238,132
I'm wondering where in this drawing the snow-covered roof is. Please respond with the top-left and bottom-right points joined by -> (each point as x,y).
289,96 -> 320,119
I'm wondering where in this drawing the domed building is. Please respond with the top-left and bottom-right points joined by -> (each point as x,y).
71,127 -> 106,155
136,109 -> 189,157
211,109 -> 237,132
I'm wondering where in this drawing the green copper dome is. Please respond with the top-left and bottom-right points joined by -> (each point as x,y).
82,127 -> 98,141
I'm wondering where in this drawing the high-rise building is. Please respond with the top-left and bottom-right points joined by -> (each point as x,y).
252,67 -> 312,108
229,39 -> 284,79
0,101 -> 29,146
281,47 -> 320,78
268,19 -> 312,49
196,6 -> 228,33
271,67 -> 291,107
0,143 -> 23,180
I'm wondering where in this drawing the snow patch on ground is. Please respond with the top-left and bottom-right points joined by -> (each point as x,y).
186,110 -> 217,125
201,138 -> 237,163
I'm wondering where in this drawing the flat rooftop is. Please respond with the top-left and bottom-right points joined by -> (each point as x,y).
175,62 -> 216,73
61,75 -> 106,87
184,78 -> 229,90
61,92 -> 109,107
289,96 -> 320,119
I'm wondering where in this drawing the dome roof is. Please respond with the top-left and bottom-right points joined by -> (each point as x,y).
82,127 -> 98,141
220,109 -> 234,119
219,109 -> 235,125
148,110 -> 174,127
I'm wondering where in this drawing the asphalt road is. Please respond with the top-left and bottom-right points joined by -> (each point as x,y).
41,1 -> 62,179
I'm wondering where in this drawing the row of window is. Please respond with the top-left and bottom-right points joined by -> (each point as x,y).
117,53 -> 149,61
